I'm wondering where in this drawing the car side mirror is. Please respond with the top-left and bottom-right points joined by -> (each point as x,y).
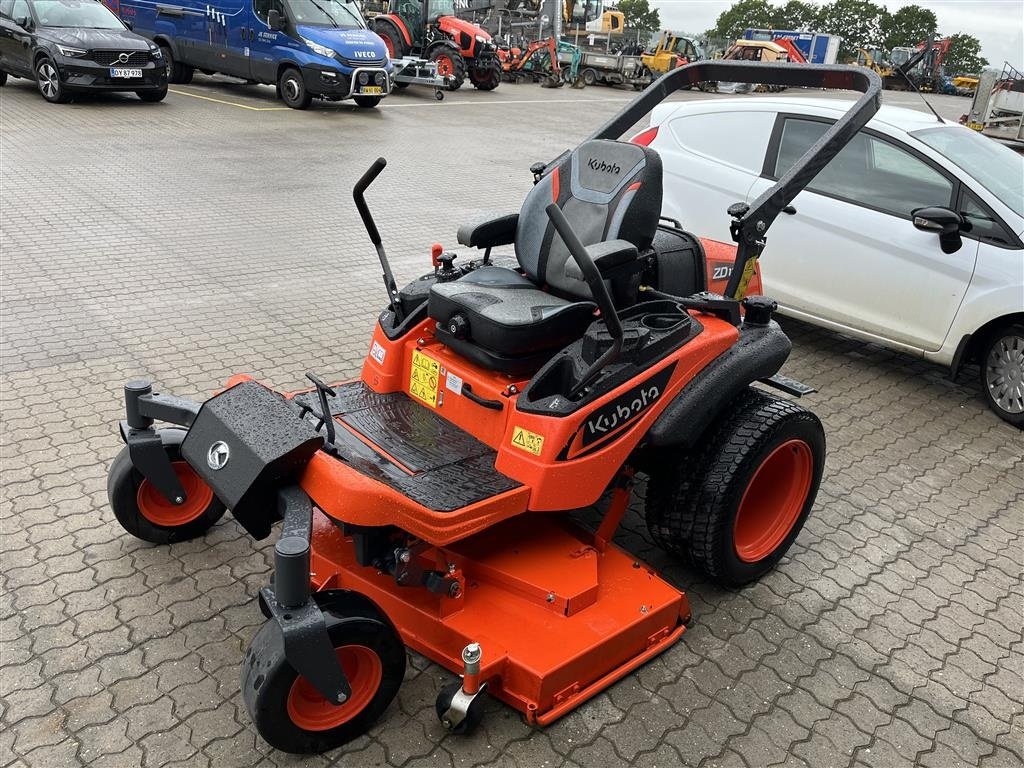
16,15 -> 32,30
267,9 -> 285,31
912,206 -> 965,254
123,19 -> 133,31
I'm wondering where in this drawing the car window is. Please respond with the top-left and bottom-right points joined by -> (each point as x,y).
254,0 -> 285,23
668,111 -> 775,174
775,117 -> 954,218
10,0 -> 28,21
960,189 -> 1017,248
0,0 -> 13,19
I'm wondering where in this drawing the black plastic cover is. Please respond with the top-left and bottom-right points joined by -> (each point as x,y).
181,381 -> 323,539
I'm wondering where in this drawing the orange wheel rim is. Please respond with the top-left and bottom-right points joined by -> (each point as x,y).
435,56 -> 453,76
287,645 -> 382,731
136,461 -> 214,527
734,440 -> 813,563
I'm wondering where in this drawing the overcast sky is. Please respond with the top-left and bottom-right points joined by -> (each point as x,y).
653,0 -> 1024,68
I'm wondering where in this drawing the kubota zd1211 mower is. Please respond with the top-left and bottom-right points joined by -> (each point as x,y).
107,61 -> 881,754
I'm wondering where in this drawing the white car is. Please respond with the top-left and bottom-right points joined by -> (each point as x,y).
636,96 -> 1024,426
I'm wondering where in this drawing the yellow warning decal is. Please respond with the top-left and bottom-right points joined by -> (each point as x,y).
511,426 -> 544,456
409,349 -> 440,407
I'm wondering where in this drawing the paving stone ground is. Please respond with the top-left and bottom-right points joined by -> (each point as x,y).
1,78 -> 1021,768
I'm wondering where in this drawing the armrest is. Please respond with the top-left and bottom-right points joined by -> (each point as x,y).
456,213 -> 519,249
564,239 -> 639,281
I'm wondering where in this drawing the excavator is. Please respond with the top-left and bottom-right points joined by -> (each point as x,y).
641,32 -> 704,77
883,36 -> 952,92
501,37 -> 583,87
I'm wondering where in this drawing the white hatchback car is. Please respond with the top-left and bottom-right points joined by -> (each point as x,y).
636,97 -> 1024,426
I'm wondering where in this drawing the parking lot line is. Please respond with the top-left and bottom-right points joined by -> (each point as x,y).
382,96 -> 633,108
169,87 -> 290,111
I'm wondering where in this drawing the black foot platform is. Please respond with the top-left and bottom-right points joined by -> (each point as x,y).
293,383 -> 519,512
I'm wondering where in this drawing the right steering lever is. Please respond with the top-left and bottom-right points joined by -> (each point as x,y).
544,204 -> 624,398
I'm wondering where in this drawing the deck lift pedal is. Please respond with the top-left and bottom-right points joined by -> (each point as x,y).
105,60 -> 882,754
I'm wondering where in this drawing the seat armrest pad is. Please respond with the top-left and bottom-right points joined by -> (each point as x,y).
588,239 -> 639,271
457,213 -> 520,248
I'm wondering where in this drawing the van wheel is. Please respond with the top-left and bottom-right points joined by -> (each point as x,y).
645,388 -> 824,587
279,67 -> 312,109
979,323 -> 1024,428
353,95 -> 381,108
161,45 -> 193,84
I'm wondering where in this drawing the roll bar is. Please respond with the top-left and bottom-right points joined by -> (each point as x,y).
587,61 -> 883,299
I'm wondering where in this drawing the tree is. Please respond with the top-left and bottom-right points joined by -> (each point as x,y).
942,33 -> 988,75
772,0 -> 822,30
817,0 -> 886,60
706,0 -> 776,42
616,0 -> 660,35
880,4 -> 937,50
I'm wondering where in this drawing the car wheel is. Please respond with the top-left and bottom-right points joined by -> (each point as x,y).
137,84 -> 168,102
36,57 -> 70,103
279,67 -> 312,109
0,70 -> 7,86
979,323 -> 1024,428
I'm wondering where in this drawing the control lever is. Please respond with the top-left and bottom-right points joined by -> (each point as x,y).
305,372 -> 337,445
544,204 -> 624,398
354,158 -> 404,322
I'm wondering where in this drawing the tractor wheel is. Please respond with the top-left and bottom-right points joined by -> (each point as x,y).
107,438 -> 226,544
430,47 -> 465,90
979,322 -> 1024,427
242,596 -> 405,754
469,54 -> 501,91
373,22 -> 405,60
645,388 -> 824,587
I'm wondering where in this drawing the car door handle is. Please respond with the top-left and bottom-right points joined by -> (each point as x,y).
782,205 -> 797,215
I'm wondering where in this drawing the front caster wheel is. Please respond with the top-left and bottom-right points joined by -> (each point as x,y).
435,681 -> 485,735
645,388 -> 824,587
242,598 -> 405,754
107,436 -> 226,544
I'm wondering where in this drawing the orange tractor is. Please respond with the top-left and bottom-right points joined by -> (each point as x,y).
372,0 -> 501,90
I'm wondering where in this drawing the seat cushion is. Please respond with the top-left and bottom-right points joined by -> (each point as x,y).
429,266 -> 596,357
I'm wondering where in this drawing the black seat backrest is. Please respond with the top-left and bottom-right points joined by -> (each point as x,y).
514,139 -> 662,299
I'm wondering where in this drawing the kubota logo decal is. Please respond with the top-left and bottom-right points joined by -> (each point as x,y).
587,158 -> 621,174
574,364 -> 676,451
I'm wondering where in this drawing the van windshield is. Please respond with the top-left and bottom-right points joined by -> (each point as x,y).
32,0 -> 124,28
288,0 -> 363,28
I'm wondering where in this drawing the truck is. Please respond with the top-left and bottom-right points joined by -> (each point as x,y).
104,0 -> 392,109
741,28 -> 840,64
560,47 -> 647,87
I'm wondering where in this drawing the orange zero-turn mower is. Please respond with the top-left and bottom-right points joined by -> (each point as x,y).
107,61 -> 882,754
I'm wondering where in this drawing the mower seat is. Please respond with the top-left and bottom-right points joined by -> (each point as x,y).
429,139 -> 662,374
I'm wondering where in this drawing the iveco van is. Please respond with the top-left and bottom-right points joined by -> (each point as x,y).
106,0 -> 391,109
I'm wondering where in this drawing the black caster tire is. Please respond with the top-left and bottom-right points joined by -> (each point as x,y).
979,323 -> 1024,428
107,437 -> 226,545
242,598 -> 405,754
429,47 -> 465,90
645,388 -> 824,587
353,95 -> 381,108
435,681 -> 485,735
137,85 -> 168,102
279,66 -> 312,109
36,57 -> 71,103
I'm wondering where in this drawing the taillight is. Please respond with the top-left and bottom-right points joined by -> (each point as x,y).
630,126 -> 659,146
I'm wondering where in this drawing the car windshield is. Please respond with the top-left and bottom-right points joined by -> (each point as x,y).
31,0 -> 124,28
912,126 -> 1024,217
287,0 -> 363,28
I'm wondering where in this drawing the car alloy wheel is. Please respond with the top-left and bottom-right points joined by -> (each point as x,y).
37,60 -> 61,100
984,331 -> 1024,416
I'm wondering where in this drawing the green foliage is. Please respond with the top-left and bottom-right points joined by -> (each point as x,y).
773,0 -> 821,30
706,0 -> 777,42
879,5 -> 937,50
943,33 -> 988,75
817,0 -> 885,60
616,0 -> 661,34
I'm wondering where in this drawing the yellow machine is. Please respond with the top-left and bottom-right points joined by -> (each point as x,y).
853,47 -> 893,77
953,75 -> 979,91
723,39 -> 793,63
642,31 -> 703,75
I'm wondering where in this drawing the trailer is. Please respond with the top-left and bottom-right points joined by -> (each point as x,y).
561,49 -> 649,88
964,63 -> 1024,149
742,29 -> 841,65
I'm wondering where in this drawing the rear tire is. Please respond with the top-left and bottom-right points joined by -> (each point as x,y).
469,53 -> 500,90
373,22 -> 405,60
645,389 -> 824,587
107,440 -> 226,544
279,67 -> 312,109
979,323 -> 1024,428
429,47 -> 465,90
582,67 -> 597,86
242,597 -> 405,753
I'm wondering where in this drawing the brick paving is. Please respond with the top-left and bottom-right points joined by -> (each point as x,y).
1,77 -> 1021,767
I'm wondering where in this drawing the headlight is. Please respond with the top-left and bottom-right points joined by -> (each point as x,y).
374,71 -> 385,85
301,38 -> 335,58
149,45 -> 162,59
56,45 -> 87,58
358,72 -> 369,85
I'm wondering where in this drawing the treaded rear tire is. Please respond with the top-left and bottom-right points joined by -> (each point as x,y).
645,388 -> 825,587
